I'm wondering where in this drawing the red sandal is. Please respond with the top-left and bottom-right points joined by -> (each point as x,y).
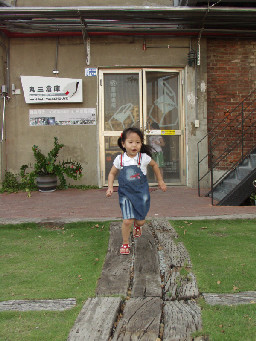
120,244 -> 130,255
133,223 -> 142,238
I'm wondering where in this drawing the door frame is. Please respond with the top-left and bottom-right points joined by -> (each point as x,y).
142,68 -> 186,186
98,67 -> 185,187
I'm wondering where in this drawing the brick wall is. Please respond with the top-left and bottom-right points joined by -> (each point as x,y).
207,39 -> 256,169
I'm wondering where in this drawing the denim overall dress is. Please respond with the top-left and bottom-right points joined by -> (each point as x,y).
118,153 -> 150,220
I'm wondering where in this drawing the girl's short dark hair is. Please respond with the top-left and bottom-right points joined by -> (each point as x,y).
117,127 -> 153,157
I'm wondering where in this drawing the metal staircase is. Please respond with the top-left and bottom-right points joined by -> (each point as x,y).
198,89 -> 256,205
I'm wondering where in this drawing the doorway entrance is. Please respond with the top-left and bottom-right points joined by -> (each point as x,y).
99,68 -> 185,186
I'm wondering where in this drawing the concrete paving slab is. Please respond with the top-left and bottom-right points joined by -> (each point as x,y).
0,299 -> 76,311
203,291 -> 256,306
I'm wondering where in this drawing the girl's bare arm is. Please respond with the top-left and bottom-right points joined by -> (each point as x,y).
149,159 -> 167,192
106,166 -> 118,197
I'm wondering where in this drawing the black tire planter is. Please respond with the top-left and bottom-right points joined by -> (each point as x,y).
36,175 -> 57,192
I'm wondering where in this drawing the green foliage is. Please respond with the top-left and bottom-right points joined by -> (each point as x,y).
68,184 -> 99,190
171,219 -> 256,341
1,171 -> 22,193
171,219 -> 256,293
21,137 -> 83,189
250,180 -> 256,204
250,191 -> 256,204
0,221 -> 110,340
196,299 -> 256,341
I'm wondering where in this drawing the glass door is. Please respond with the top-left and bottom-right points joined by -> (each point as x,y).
99,68 -> 185,186
143,69 -> 185,185
99,69 -> 142,185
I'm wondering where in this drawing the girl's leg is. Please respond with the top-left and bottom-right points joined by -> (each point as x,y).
134,219 -> 145,227
122,219 -> 134,244
120,219 -> 133,255
133,219 -> 145,238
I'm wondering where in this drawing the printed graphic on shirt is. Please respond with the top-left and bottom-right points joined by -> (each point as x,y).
125,168 -> 141,181
130,173 -> 141,179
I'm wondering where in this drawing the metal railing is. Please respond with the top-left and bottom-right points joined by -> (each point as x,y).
198,88 -> 256,203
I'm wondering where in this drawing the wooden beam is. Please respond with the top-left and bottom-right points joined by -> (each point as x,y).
96,222 -> 132,297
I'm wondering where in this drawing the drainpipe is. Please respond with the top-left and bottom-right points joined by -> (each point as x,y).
0,36 -> 10,179
1,86 -> 9,143
0,88 -> 7,180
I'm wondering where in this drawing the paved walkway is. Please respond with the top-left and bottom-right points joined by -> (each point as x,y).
0,186 -> 256,224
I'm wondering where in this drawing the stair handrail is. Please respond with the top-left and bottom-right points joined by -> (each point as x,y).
209,103 -> 256,165
198,88 -> 256,199
209,119 -> 256,203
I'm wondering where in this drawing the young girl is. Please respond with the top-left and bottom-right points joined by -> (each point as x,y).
106,127 -> 167,255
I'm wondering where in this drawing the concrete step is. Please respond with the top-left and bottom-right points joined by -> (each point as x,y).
212,167 -> 254,202
210,149 -> 256,204
236,165 -> 253,180
241,157 -> 251,168
241,154 -> 256,168
211,189 -> 226,202
222,178 -> 240,189
211,178 -> 240,201
249,153 -> 256,167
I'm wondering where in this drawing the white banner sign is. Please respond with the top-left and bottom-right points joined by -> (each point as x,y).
21,76 -> 83,103
29,108 -> 96,126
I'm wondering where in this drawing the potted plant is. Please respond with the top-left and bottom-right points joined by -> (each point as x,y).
20,137 -> 83,192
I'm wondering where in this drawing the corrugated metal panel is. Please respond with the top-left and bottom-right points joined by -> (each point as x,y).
1,6 -> 256,36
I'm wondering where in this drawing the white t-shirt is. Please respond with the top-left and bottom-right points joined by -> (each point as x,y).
113,152 -> 151,175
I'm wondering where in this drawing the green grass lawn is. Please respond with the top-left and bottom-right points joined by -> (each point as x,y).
1,219 -> 256,341
0,221 -> 110,341
171,219 -> 256,341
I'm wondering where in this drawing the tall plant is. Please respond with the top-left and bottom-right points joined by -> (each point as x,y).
21,137 -> 83,189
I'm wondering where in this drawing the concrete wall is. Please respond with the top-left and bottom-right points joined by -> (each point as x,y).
1,32 -> 208,188
6,36 -> 97,185
186,38 -> 208,188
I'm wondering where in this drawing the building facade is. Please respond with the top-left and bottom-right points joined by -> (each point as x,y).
1,0 -> 255,192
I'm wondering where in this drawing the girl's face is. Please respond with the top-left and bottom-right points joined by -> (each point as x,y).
122,132 -> 142,158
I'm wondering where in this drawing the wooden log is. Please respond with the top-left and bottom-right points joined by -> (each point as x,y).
132,225 -> 162,297
0,298 -> 76,311
155,230 -> 192,275
67,297 -> 121,341
163,300 -> 202,341
150,218 -> 179,238
112,297 -> 162,341
165,270 -> 199,301
150,219 -> 192,285
203,291 -> 256,306
96,222 -> 132,296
